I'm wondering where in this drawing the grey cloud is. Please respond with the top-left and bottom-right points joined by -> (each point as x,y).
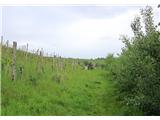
2,6 -> 149,59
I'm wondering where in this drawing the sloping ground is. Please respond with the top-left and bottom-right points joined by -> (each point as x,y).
1,46 -> 124,115
2,69 -> 124,115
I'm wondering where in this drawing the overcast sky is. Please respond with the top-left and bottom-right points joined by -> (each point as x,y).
1,5 -> 159,59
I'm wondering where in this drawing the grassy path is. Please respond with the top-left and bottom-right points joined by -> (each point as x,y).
62,69 -> 117,115
2,67 -> 124,115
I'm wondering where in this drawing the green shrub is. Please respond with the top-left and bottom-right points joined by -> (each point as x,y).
111,6 -> 160,115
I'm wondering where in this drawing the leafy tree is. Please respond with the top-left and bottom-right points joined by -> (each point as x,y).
131,16 -> 143,38
141,6 -> 156,34
111,6 -> 160,115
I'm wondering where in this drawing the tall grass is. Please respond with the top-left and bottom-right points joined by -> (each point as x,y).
1,44 -> 125,115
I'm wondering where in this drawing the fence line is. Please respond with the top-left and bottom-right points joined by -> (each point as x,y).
1,39 -> 94,82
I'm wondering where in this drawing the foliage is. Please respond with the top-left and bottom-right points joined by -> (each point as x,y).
110,6 -> 160,115
2,5 -> 159,116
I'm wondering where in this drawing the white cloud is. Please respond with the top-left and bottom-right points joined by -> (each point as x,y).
0,7 -> 2,34
3,6 -> 159,59
153,6 -> 160,31
56,9 -> 140,58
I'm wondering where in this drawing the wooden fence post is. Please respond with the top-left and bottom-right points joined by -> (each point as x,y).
6,40 -> 9,47
1,36 -> 3,45
25,43 -> 28,58
0,36 -> 2,57
12,41 -> 17,81
51,56 -> 54,71
0,36 -> 2,75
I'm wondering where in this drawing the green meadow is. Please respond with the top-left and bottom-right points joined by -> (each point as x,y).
1,5 -> 160,116
1,45 -> 126,115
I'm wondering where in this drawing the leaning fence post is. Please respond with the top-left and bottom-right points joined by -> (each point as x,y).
12,41 -> 17,81
1,36 -> 3,45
